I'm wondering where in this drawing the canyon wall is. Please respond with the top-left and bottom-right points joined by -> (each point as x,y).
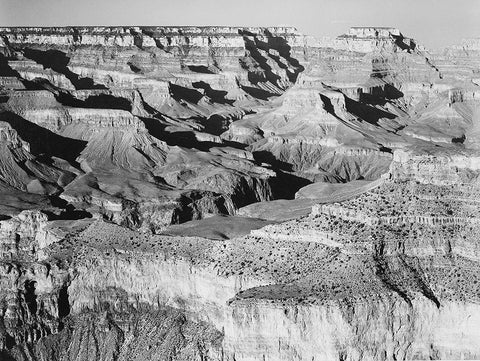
1,26 -> 480,360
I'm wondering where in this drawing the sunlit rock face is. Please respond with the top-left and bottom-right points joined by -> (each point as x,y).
1,25 -> 480,360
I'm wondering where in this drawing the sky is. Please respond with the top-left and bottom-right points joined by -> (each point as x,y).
1,0 -> 479,49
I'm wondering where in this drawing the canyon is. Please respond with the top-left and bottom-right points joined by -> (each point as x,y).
0,25 -> 479,360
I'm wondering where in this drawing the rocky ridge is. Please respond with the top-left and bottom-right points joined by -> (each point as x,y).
0,26 -> 479,360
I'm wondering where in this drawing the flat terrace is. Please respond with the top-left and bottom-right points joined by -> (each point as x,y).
312,181 -> 480,219
0,26 -> 301,37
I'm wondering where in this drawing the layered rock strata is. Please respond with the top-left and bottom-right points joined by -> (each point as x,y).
0,26 -> 480,360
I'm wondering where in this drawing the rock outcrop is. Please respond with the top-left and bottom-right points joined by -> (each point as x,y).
1,25 -> 480,360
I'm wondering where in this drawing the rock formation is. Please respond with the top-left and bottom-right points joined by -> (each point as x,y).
0,25 -> 480,360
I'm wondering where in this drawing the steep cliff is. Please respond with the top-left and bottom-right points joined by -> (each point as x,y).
1,25 -> 480,360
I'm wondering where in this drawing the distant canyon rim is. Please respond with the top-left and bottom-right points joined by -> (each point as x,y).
0,25 -> 479,360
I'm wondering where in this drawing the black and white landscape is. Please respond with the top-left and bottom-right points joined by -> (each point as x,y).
0,1 -> 480,359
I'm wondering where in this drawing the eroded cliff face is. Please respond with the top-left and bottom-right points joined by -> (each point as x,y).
1,26 -> 301,231
1,25 -> 480,360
